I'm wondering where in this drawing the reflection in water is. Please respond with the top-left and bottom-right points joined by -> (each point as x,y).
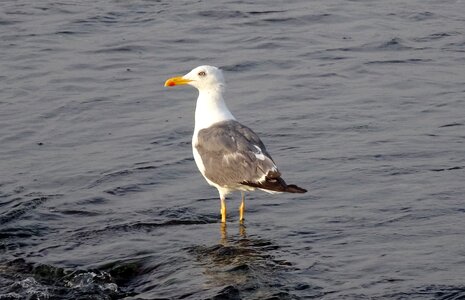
220,222 -> 248,245
188,223 -> 305,299
220,222 -> 227,245
239,223 -> 247,239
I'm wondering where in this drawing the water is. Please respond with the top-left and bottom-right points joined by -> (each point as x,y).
1,0 -> 465,299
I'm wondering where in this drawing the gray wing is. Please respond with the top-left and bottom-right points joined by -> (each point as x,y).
196,120 -> 280,188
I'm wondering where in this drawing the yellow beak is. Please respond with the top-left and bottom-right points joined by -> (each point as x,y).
164,76 -> 192,87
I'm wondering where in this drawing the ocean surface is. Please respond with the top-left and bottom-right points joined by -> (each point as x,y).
1,0 -> 465,299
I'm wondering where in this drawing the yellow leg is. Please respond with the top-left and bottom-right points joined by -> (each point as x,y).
220,195 -> 227,223
239,192 -> 245,223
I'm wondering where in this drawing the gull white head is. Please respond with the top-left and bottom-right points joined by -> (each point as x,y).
165,65 -> 235,130
164,65 -> 225,92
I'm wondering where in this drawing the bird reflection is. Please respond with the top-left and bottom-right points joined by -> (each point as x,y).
189,223 -> 290,298
239,223 -> 246,239
220,222 -> 227,244
220,222 -> 247,245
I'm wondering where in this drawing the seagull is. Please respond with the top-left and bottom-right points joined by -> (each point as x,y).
164,65 -> 306,223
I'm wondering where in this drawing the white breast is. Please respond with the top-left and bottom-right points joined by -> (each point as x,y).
192,133 -> 206,174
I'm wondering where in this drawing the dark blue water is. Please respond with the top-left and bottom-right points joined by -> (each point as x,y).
1,1 -> 465,299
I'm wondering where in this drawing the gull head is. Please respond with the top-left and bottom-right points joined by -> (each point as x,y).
164,65 -> 225,92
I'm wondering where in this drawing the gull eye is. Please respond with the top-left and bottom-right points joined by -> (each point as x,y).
198,71 -> 206,77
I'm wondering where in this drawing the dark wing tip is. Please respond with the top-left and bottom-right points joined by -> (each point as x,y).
285,184 -> 307,193
241,176 -> 307,194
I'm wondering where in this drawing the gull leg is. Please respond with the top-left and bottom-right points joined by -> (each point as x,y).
239,192 -> 245,223
220,194 -> 227,223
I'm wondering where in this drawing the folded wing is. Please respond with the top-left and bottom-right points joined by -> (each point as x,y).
196,120 -> 306,193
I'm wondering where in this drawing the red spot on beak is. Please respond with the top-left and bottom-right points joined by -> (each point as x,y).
167,81 -> 175,86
